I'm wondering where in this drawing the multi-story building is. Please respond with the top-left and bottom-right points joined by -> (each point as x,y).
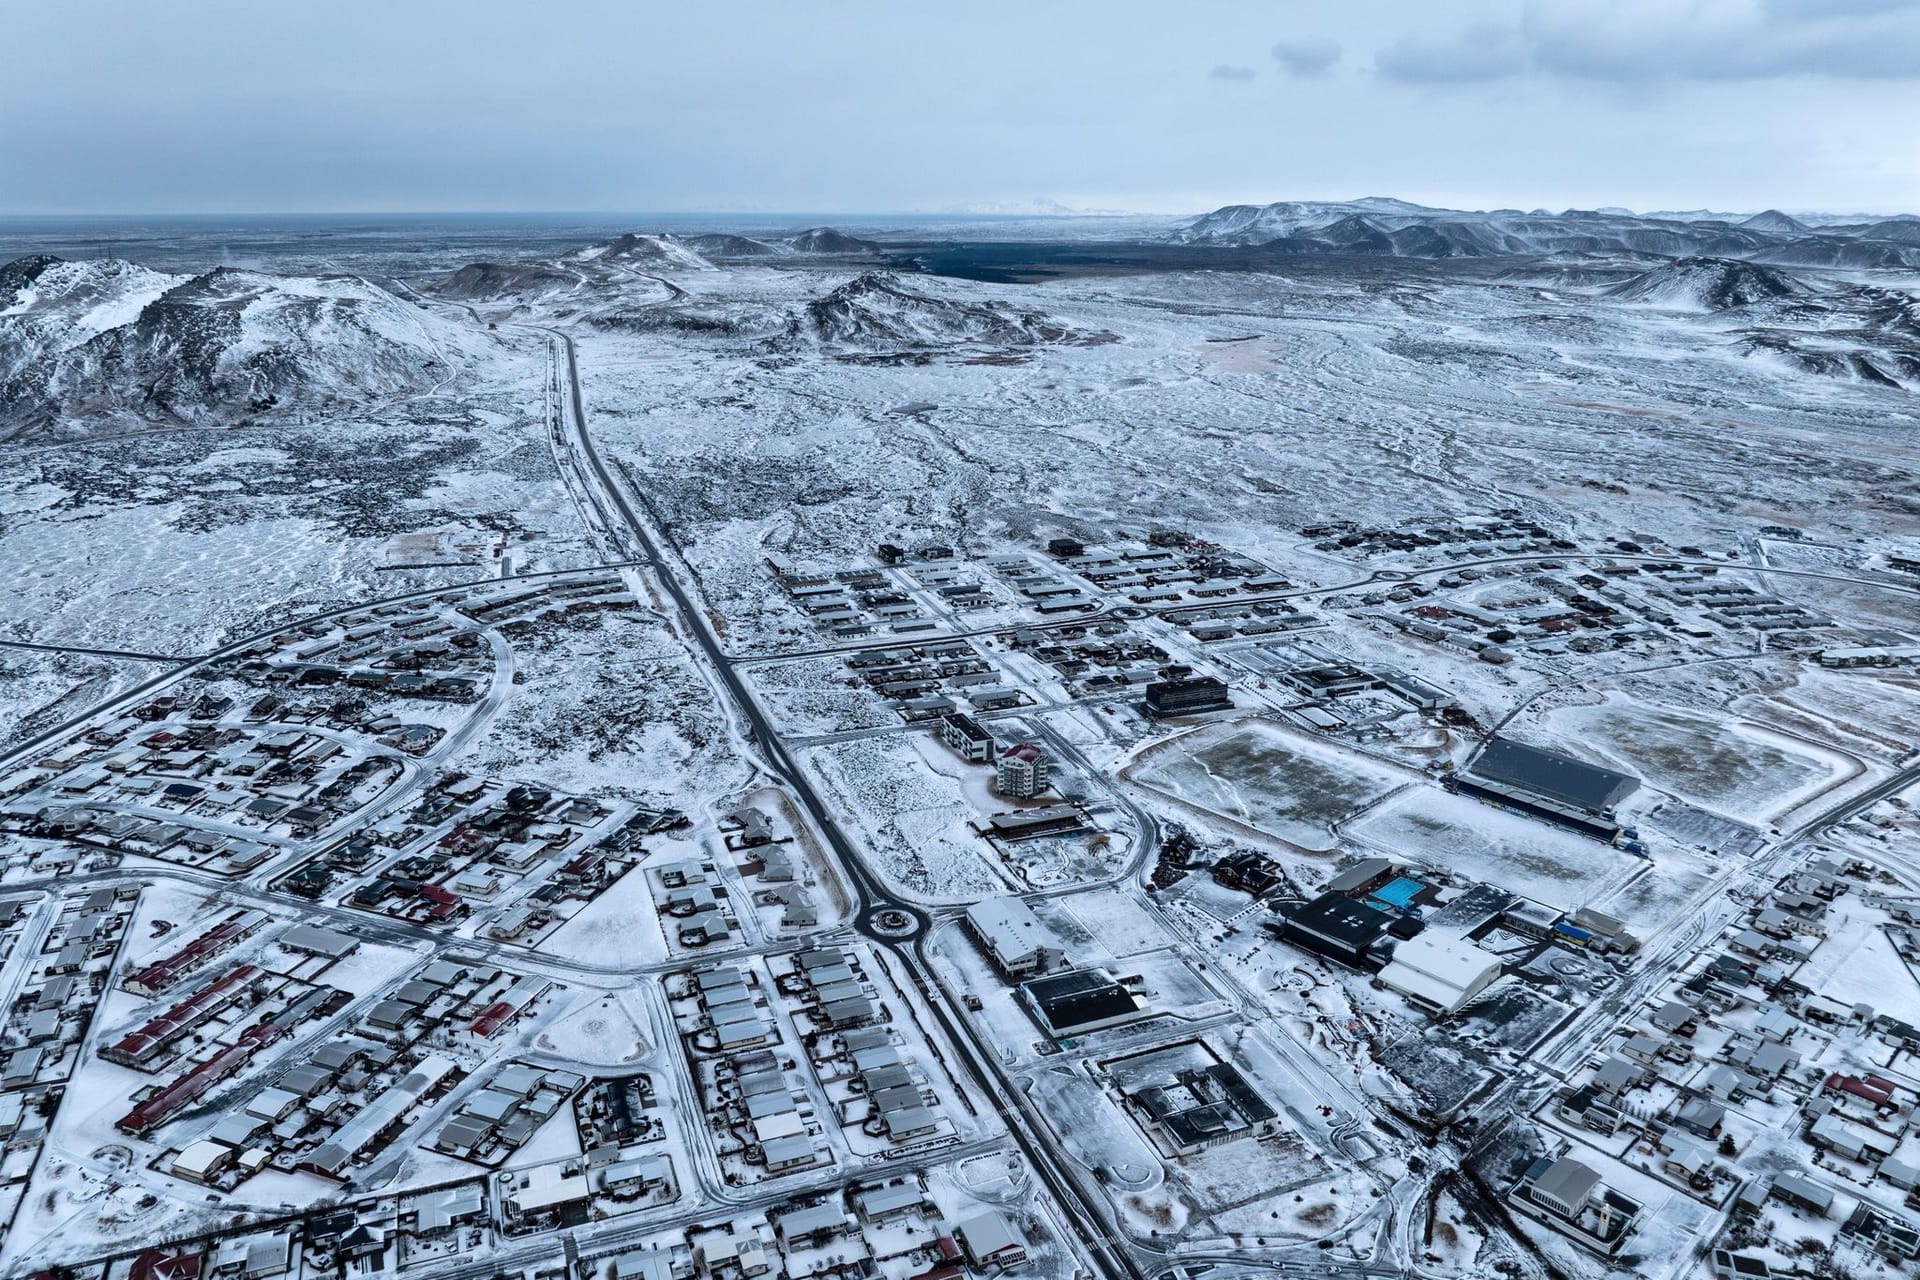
995,742 -> 1049,798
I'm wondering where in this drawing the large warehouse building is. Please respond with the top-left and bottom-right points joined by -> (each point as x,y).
1377,932 -> 1503,1015
1453,736 -> 1640,842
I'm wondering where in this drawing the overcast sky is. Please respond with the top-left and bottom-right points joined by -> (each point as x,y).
8,0 -> 1920,217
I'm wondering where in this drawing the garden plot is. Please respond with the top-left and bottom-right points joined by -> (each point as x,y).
1128,718 -> 1406,850
1542,697 -> 1851,823
536,861 -> 670,967
1792,899 -> 1920,1026
802,733 -> 1007,903
1350,788 -> 1634,913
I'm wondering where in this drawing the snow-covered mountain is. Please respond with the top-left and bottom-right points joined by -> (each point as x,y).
1168,199 -> 1920,267
1739,209 -> 1809,237
0,255 -> 189,384
558,227 -> 881,268
0,256 -> 497,438
779,272 -> 1107,361
1606,257 -> 1808,311
783,227 -> 882,255
575,233 -> 715,272
682,233 -> 784,259
434,260 -> 584,302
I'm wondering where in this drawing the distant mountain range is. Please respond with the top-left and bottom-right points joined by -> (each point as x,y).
1167,198 -> 1920,267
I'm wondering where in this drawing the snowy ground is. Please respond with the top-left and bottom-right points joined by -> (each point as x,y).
536,862 -> 671,968
802,733 -> 1009,904
1538,696 -> 1853,823
1127,718 -> 1406,851
1348,786 -> 1638,912
448,606 -> 748,808
5,223 -> 1920,1280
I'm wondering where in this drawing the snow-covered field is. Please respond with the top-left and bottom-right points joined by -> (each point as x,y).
1539,696 -> 1852,822
448,606 -> 746,808
1128,718 -> 1406,850
802,732 -> 1008,903
1349,787 -> 1637,912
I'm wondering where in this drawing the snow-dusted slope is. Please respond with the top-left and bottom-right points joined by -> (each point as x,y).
784,227 -> 882,255
0,257 -> 190,383
781,272 -> 1108,360
1739,209 -> 1810,236
682,233 -> 783,259
1606,257 -> 1808,311
573,233 -> 714,272
1,258 -> 499,437
434,260 -> 584,301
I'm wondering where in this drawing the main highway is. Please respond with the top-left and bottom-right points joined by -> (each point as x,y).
540,329 -> 1155,1280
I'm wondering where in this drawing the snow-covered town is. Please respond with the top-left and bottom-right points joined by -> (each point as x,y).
2,204 -> 1918,1280
7,9 -> 1920,1279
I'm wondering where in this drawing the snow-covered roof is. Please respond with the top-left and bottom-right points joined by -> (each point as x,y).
1378,933 -> 1502,1013
965,897 -> 1065,970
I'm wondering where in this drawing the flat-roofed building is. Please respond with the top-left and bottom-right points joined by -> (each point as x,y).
964,897 -> 1066,979
940,713 -> 996,763
956,1211 -> 1027,1267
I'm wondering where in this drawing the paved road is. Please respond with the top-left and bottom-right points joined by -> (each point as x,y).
0,638 -> 192,663
540,330 -> 920,938
542,330 -> 1148,1280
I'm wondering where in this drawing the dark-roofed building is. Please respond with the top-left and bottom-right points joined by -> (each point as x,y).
1142,676 -> 1232,719
1273,892 -> 1394,969
1127,1060 -> 1278,1155
1468,737 -> 1638,815
1019,969 -> 1151,1039
940,713 -> 996,763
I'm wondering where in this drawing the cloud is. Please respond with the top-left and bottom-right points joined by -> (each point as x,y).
1375,1 -> 1920,85
1208,63 -> 1257,82
1375,24 -> 1528,84
1271,37 -> 1341,77
1765,0 -> 1918,17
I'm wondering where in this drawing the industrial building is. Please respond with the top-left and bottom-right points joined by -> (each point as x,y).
1375,932 -> 1503,1015
1452,736 -> 1639,842
1019,970 -> 1152,1039
964,898 -> 1067,979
